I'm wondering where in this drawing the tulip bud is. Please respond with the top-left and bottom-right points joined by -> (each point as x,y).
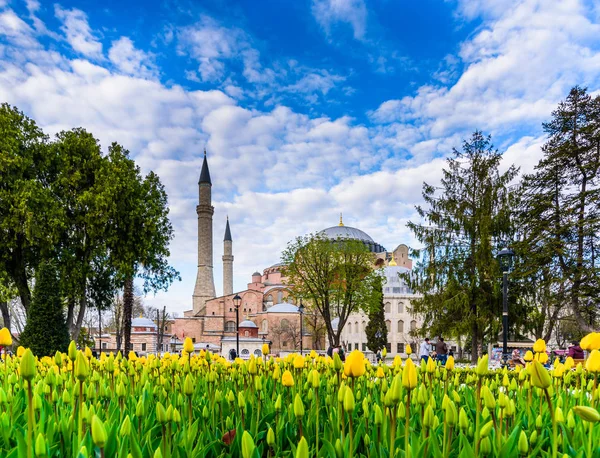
75,352 -> 89,381
530,430 -> 538,445
120,415 -> 132,436
481,385 -> 496,410
156,402 -> 167,424
183,374 -> 194,396
475,355 -> 489,376
480,437 -> 492,455
343,387 -> 355,413
241,431 -> 255,458
517,430 -> 528,456
535,415 -> 543,430
35,433 -> 46,457
374,404 -> 383,425
459,408 -> 469,430
267,427 -> 275,447
573,406 -> 600,422
311,370 -> 320,389
91,415 -> 107,448
294,393 -> 305,418
423,404 -> 434,429
335,439 -> 343,458
68,341 -> 77,362
296,436 -> 309,458
275,394 -> 282,412
238,392 -> 246,411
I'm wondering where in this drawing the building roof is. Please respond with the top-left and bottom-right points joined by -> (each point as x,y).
267,302 -> 300,313
224,217 -> 232,241
131,317 -> 157,328
199,150 -> 211,185
382,265 -> 414,295
252,271 -> 262,277
319,225 -> 374,243
238,319 -> 258,328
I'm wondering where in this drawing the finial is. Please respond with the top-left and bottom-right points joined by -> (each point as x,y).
389,254 -> 397,266
204,147 -> 207,156
338,213 -> 344,226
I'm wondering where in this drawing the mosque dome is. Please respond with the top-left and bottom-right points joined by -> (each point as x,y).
267,302 -> 300,313
318,215 -> 386,253
238,320 -> 258,328
131,317 -> 157,329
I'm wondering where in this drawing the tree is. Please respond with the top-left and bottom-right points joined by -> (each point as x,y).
365,277 -> 388,353
282,234 -> 380,347
406,131 -> 518,363
518,86 -> 600,333
302,303 -> 327,350
0,104 -> 62,312
104,144 -> 179,355
19,262 -> 70,356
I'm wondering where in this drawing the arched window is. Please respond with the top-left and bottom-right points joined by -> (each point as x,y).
254,349 -> 262,356
262,320 -> 268,333
385,302 -> 391,313
398,302 -> 404,313
397,320 -> 404,333
362,321 -> 366,332
225,321 -> 236,332
266,294 -> 273,305
241,349 -> 249,356
410,320 -> 417,331
385,320 -> 391,332
277,290 -> 283,303
244,331 -> 249,337
281,319 -> 290,330
352,321 -> 357,334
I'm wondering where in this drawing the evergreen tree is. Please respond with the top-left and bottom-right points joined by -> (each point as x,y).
365,278 -> 388,353
20,262 -> 70,356
518,86 -> 600,333
406,131 -> 518,363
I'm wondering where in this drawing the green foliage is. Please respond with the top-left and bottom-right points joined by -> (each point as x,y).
19,262 -> 70,356
282,234 -> 378,347
365,277 -> 387,352
406,131 -> 518,362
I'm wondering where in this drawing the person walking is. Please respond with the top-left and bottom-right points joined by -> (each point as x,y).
435,337 -> 448,365
568,341 -> 584,359
419,338 -> 431,362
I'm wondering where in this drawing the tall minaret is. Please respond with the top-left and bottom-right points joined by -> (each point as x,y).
222,217 -> 233,296
192,150 -> 216,315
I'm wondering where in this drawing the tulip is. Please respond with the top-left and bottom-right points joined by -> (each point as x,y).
75,352 -> 89,381
582,332 -> 600,351
480,420 -> 494,438
183,337 -> 194,354
294,393 -> 305,418
267,427 -> 275,447
343,350 -> 366,378
406,344 -> 412,355
475,355 -> 489,376
120,415 -> 132,436
426,356 -> 436,373
530,360 -> 552,389
293,355 -> 304,369
0,328 -> 12,347
376,366 -> 385,378
262,343 -> 269,355
446,355 -> 455,370
586,350 -> 600,373
533,339 -> 546,354
91,415 -> 107,448
524,350 -> 533,362
68,341 -> 77,361
241,431 -> 255,458
281,370 -> 294,387
20,349 -> 36,381
402,357 -> 417,390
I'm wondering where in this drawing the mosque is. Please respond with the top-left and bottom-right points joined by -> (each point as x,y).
170,152 -> 430,358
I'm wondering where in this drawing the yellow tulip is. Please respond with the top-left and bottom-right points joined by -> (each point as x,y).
91,415 -> 107,448
382,347 -> 387,359
343,350 -> 366,378
261,344 -> 269,356
533,339 -> 546,354
564,357 -> 574,370
405,344 -> 412,355
128,351 -> 137,361
446,356 -> 455,370
426,357 -> 436,373
392,355 -> 402,367
17,346 -> 25,358
529,360 -> 552,389
310,350 -> 317,359
538,352 -> 548,364
20,348 -> 36,381
293,355 -> 304,369
281,370 -> 294,387
573,406 -> 600,423
524,351 -> 533,362
586,350 -> 600,373
376,366 -> 385,378
0,328 -> 12,347
183,338 -> 194,354
475,354 -> 489,376
402,357 -> 417,390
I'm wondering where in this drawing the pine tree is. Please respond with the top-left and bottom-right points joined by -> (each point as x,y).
19,262 -> 70,356
365,279 -> 388,353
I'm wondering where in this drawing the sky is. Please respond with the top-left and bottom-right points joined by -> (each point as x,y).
1,0 -> 600,315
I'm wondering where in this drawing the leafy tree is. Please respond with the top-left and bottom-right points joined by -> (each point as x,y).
103,144 -> 179,355
365,277 -> 388,353
518,86 -> 600,333
406,131 -> 518,363
282,234 -> 380,347
19,262 -> 70,356
0,104 -> 62,312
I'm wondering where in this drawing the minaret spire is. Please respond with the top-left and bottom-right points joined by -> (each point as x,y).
338,213 -> 344,226
193,150 -> 216,315
223,216 -> 234,296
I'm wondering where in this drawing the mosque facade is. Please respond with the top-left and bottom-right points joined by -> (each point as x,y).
170,152 -> 427,358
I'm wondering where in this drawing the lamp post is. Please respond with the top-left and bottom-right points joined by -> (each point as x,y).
498,247 -> 515,367
299,300 -> 305,355
233,294 -> 241,358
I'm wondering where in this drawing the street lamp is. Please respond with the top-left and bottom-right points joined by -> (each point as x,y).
233,294 -> 241,358
298,300 -> 305,355
497,247 -> 515,367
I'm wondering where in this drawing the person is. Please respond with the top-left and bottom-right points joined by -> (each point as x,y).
338,345 -> 346,362
376,349 -> 382,363
326,345 -> 333,358
229,348 -> 237,361
435,337 -> 448,365
511,349 -> 525,366
568,341 -> 584,359
419,338 -> 431,362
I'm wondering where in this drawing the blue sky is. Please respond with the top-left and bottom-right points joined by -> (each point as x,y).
1,0 -> 599,314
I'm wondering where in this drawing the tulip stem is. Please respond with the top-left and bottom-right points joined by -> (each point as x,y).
588,421 -> 593,457
315,390 -> 320,455
404,390 -> 410,458
26,379 -> 33,458
543,388 -> 557,458
475,379 -> 481,457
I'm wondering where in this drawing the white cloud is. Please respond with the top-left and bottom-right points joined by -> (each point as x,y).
54,5 -> 102,58
312,0 -> 368,40
0,9 -> 37,47
108,37 -> 157,79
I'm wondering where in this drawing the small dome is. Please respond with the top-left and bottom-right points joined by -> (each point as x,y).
238,320 -> 258,328
382,266 -> 413,294
131,317 -> 157,328
252,271 -> 262,277
267,302 -> 300,313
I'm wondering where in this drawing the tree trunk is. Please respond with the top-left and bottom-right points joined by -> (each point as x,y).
9,245 -> 31,313
471,320 -> 478,364
66,297 -> 76,336
72,294 -> 87,342
123,275 -> 134,356
0,301 -> 10,331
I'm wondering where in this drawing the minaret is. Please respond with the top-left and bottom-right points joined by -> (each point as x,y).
192,150 -> 216,315
222,216 -> 234,296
